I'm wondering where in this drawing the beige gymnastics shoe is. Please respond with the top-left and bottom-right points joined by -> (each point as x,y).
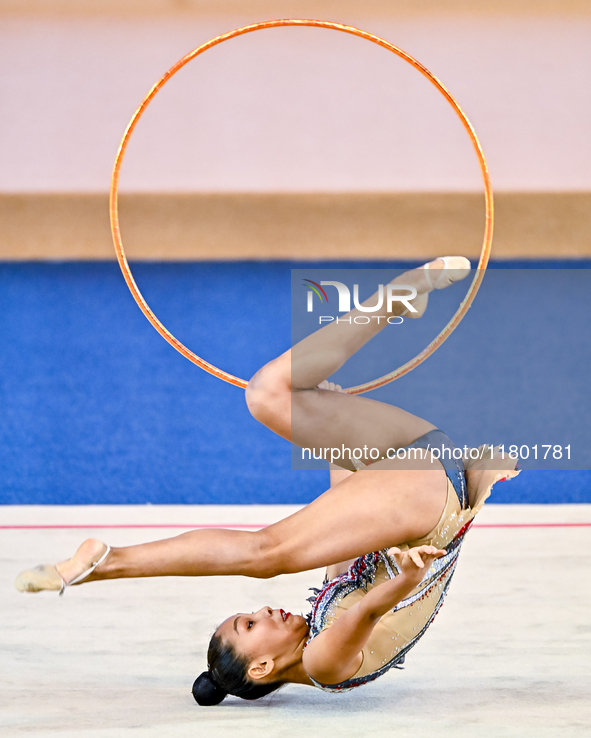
14,564 -> 64,593
400,256 -> 470,320
423,256 -> 471,290
15,539 -> 110,596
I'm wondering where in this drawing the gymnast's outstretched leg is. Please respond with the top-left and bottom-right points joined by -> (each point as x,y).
16,259 -> 470,592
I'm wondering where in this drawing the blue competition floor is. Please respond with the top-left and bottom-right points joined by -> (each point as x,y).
1,260 -> 589,505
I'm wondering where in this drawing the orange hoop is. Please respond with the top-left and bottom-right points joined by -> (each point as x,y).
110,19 -> 492,394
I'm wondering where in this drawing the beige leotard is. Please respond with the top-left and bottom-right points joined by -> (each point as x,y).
305,446 -> 519,692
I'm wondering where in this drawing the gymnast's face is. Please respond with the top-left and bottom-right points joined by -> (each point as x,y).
218,606 -> 309,674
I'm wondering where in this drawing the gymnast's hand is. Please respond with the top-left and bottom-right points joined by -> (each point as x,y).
387,545 -> 446,583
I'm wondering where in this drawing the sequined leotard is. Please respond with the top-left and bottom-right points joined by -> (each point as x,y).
304,430 -> 519,693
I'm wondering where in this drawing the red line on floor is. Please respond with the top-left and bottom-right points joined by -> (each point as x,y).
1,522 -> 590,530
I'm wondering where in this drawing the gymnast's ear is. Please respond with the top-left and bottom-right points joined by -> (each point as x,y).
248,658 -> 275,681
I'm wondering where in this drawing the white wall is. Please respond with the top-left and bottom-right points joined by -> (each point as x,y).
1,8 -> 590,192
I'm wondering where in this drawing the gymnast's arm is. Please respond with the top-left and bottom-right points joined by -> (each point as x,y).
323,464 -> 357,580
303,546 -> 444,686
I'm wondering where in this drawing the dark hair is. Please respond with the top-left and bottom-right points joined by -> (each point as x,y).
192,633 -> 282,706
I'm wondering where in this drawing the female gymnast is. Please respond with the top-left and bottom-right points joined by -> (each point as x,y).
15,257 -> 519,705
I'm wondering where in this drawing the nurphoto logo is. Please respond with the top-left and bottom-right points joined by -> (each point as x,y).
302,279 -> 417,324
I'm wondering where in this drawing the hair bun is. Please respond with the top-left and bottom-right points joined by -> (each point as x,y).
192,671 -> 228,706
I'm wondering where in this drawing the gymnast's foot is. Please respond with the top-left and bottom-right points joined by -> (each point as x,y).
423,256 -> 471,291
15,538 -> 109,594
400,256 -> 471,319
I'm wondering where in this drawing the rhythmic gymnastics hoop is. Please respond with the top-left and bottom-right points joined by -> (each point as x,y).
110,19 -> 493,394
